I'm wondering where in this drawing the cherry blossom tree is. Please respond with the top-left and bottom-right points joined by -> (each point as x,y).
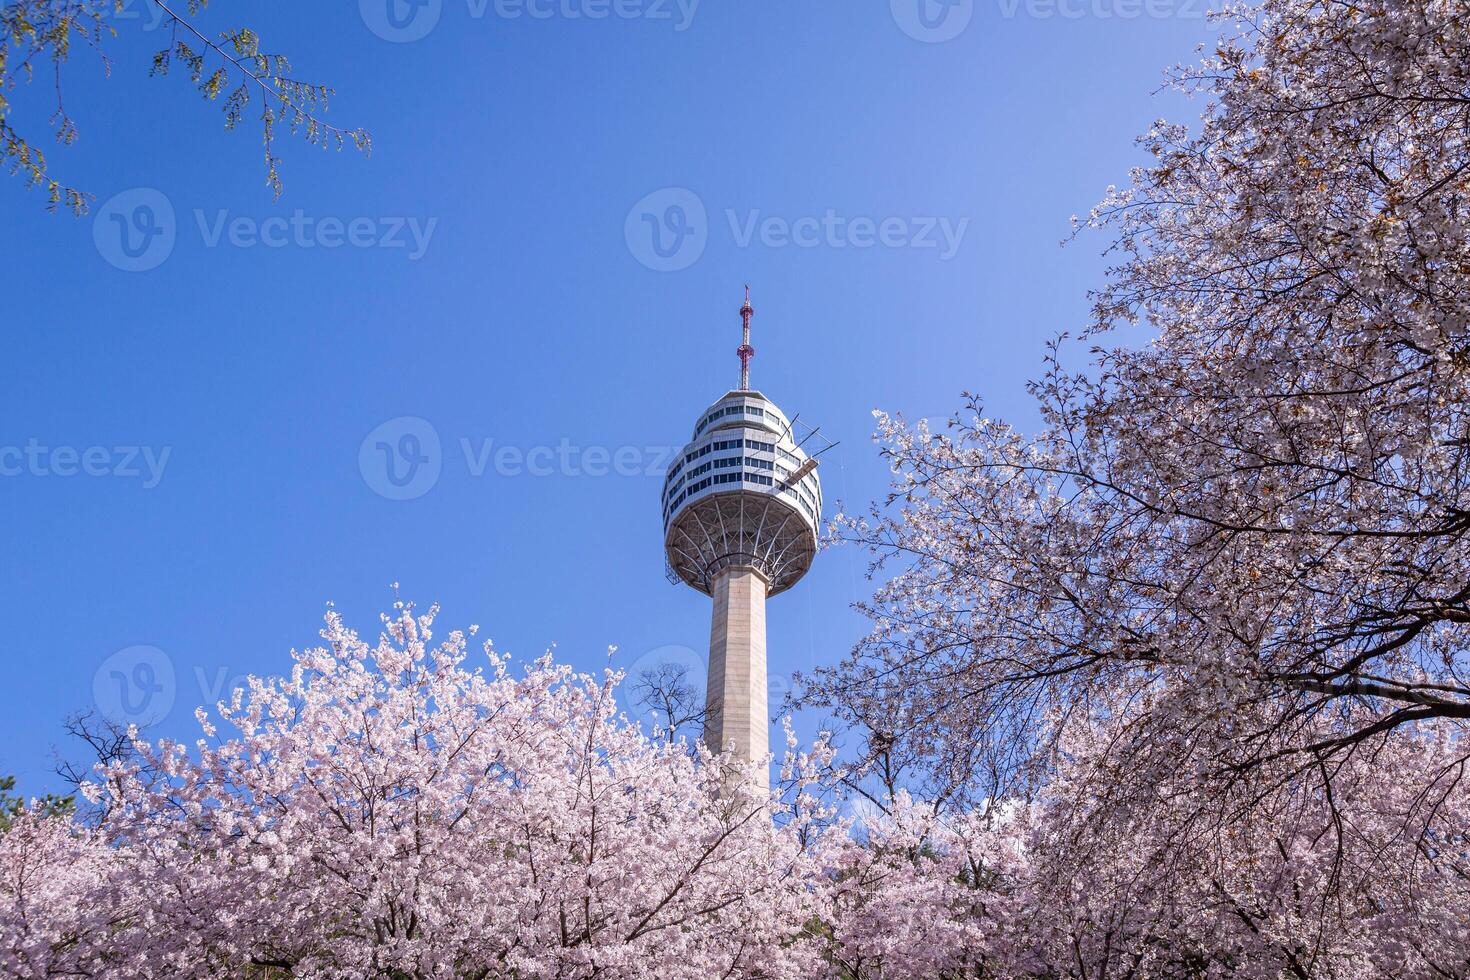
0,811 -> 120,978
16,0 -> 1470,972
1017,711 -> 1470,976
6,600 -> 1067,980
27,595 -> 1462,977
800,0 -> 1470,968
2,602 -> 860,979
820,793 -> 1031,980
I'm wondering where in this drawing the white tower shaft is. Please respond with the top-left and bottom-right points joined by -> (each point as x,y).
704,567 -> 769,792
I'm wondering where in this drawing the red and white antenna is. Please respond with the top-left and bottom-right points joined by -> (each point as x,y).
737,285 -> 756,390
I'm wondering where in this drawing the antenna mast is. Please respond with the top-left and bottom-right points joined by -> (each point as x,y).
737,286 -> 756,390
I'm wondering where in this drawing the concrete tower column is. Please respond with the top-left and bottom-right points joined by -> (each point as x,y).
704,566 -> 769,790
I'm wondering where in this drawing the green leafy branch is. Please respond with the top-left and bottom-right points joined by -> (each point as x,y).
149,0 -> 371,200
1,1 -> 114,213
0,0 -> 371,215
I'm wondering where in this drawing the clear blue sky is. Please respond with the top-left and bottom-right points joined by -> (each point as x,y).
2,0 -> 1215,795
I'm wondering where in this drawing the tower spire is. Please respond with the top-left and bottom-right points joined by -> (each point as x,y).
737,285 -> 756,390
